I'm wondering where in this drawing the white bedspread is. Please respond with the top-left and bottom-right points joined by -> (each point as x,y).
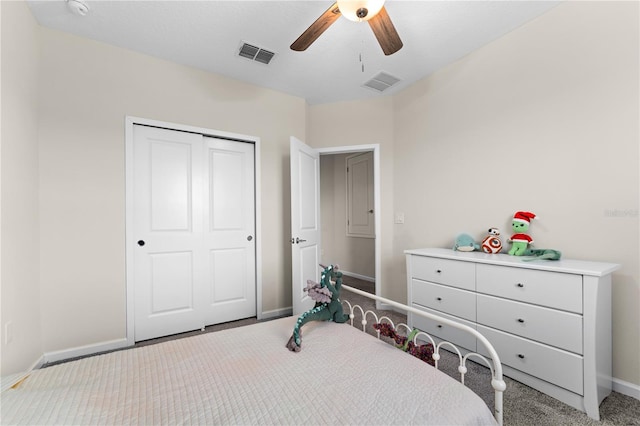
1,317 -> 497,425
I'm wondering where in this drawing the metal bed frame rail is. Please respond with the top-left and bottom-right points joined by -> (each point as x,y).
341,284 -> 506,426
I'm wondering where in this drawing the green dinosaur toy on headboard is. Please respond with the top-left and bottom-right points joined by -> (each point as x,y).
286,264 -> 349,352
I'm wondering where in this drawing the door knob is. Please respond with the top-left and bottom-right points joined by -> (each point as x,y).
247,235 -> 253,241
137,240 -> 145,247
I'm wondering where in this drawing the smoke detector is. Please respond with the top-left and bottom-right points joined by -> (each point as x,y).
66,0 -> 89,17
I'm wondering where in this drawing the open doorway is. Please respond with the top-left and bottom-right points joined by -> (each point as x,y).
290,139 -> 380,314
318,146 -> 379,296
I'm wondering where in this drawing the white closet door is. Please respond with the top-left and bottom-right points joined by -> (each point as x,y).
202,137 -> 256,324
132,126 -> 256,341
133,125 -> 205,341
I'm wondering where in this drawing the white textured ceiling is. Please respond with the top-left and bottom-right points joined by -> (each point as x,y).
26,0 -> 561,105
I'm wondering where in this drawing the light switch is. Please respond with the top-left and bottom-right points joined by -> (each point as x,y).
395,212 -> 405,224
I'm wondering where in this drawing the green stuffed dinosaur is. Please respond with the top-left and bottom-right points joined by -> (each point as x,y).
521,248 -> 562,261
286,264 -> 349,352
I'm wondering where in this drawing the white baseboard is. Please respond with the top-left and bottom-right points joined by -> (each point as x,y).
261,307 -> 292,320
340,270 -> 375,282
613,377 -> 640,400
41,311 -> 296,365
43,338 -> 130,365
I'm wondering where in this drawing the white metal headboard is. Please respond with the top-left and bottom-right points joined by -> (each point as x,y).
341,284 -> 506,426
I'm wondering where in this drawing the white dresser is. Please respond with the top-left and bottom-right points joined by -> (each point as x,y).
405,248 -> 619,420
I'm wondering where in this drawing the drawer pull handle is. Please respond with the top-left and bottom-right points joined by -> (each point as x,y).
436,297 -> 442,301
517,354 -> 525,359
517,318 -> 525,323
516,283 -> 524,288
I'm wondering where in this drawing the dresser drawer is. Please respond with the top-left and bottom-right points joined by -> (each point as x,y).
476,264 -> 583,313
477,294 -> 583,354
411,305 -> 477,352
412,279 -> 476,321
477,325 -> 583,395
410,256 -> 475,291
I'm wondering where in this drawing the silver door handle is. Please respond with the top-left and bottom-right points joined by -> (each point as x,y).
290,237 -> 307,244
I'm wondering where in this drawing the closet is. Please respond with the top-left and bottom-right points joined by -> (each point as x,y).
131,124 -> 256,341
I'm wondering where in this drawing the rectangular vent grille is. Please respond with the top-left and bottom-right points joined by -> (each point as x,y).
363,72 -> 401,92
238,42 -> 275,65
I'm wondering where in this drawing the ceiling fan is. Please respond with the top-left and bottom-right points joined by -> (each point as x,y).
290,0 -> 403,56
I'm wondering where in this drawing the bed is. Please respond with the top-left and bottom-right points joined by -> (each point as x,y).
1,286 -> 504,425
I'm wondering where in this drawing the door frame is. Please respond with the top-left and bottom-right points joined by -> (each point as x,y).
317,144 -> 380,300
124,116 -> 262,346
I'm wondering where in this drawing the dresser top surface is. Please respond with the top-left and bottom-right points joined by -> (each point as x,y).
405,248 -> 620,276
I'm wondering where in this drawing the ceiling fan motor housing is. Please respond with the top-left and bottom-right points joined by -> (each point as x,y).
290,0 -> 402,56
338,0 -> 385,22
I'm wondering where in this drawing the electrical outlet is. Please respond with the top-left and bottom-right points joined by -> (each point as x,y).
4,321 -> 13,345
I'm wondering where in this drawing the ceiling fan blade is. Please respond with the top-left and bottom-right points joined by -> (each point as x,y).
368,6 -> 403,56
290,2 -> 341,51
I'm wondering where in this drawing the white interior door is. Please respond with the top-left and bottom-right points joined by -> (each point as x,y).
133,125 -> 205,341
133,125 -> 255,341
347,151 -> 375,238
290,137 -> 321,315
202,137 -> 256,325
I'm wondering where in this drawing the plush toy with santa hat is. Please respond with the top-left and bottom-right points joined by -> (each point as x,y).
508,211 -> 537,256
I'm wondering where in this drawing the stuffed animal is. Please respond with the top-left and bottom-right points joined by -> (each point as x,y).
508,211 -> 537,256
286,264 -> 349,352
373,323 -> 435,366
521,248 -> 561,261
453,234 -> 480,252
481,228 -> 503,254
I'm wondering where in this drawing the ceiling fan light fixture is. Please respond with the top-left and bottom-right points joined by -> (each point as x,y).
337,0 -> 385,22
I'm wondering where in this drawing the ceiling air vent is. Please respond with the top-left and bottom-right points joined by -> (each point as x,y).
238,42 -> 275,65
363,72 -> 401,92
